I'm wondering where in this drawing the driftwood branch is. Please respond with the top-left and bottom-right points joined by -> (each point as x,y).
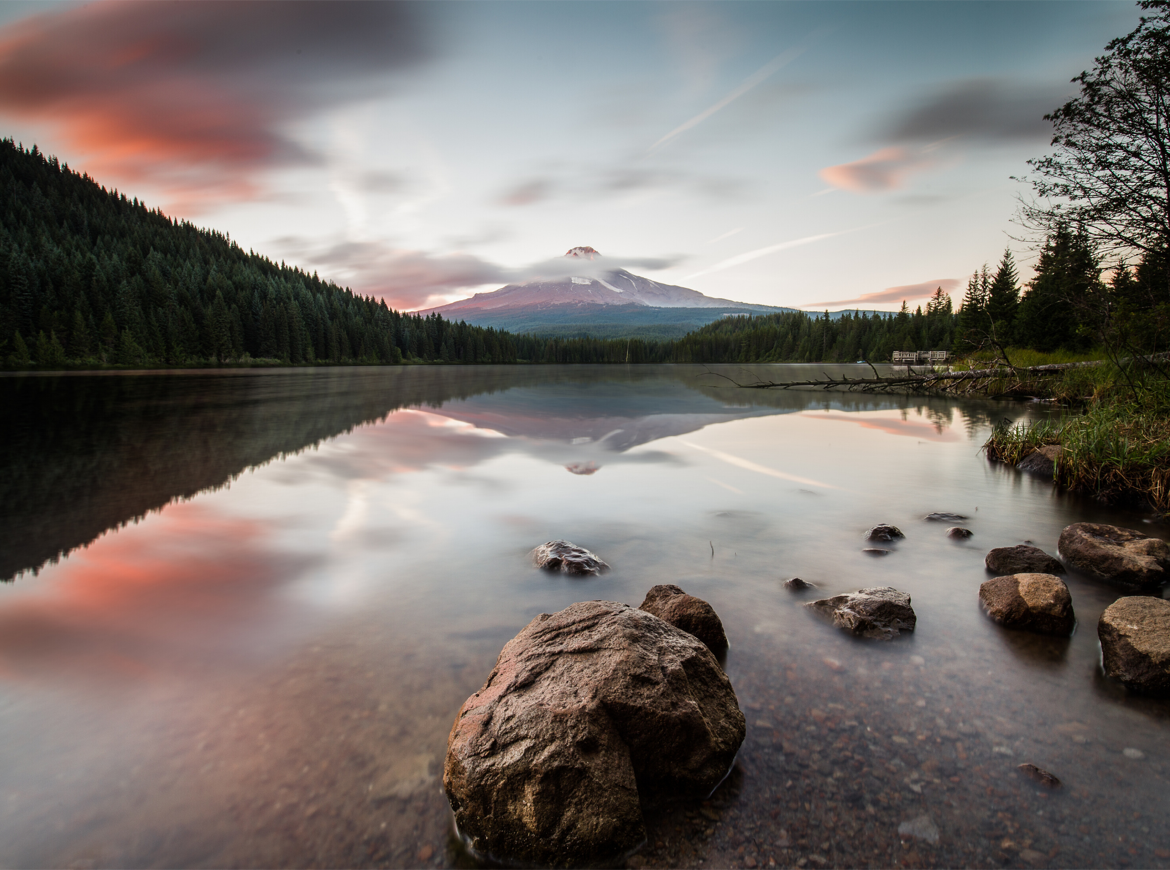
716,353 -> 1170,396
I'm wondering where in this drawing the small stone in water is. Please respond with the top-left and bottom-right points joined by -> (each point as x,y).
785,577 -> 815,591
865,524 -> 905,542
1018,763 -> 1061,788
947,527 -> 973,539
897,814 -> 940,844
1123,747 -> 1145,759
924,512 -> 967,522
862,548 -> 890,556
529,540 -> 609,575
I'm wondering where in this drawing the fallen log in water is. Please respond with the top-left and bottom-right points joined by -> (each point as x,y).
705,354 -> 1169,397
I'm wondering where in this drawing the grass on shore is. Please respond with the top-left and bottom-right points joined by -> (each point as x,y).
983,364 -> 1170,513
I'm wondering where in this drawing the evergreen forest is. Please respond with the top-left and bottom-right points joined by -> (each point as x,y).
5,138 -> 1166,371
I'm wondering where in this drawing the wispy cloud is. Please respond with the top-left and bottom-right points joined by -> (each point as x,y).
683,232 -> 842,281
805,278 -> 960,309
277,238 -> 686,311
649,44 -> 808,153
884,78 -> 1064,144
818,147 -> 934,194
0,1 -> 431,210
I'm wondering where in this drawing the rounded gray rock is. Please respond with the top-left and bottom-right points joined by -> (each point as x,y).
978,573 -> 1075,636
985,544 -> 1065,575
529,540 -> 610,576
443,600 -> 745,867
865,524 -> 905,542
1017,444 -> 1061,477
1058,523 -> 1170,590
806,586 -> 916,639
1098,596 -> 1170,696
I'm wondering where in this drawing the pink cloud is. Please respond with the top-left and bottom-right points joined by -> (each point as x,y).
805,278 -> 959,309
818,147 -> 933,193
0,2 -> 428,211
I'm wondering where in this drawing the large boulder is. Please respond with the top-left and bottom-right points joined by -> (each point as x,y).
978,573 -> 1076,636
638,584 -> 729,655
985,544 -> 1065,575
1058,523 -> 1170,591
1098,596 -> 1170,696
805,586 -> 916,639
529,540 -> 610,576
443,600 -> 745,867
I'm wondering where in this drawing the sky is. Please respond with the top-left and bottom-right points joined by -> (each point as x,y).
0,1 -> 1144,313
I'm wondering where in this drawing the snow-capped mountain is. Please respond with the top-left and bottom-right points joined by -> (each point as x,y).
418,247 -> 790,334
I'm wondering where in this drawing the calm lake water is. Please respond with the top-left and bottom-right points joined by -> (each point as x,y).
1,364 -> 1168,869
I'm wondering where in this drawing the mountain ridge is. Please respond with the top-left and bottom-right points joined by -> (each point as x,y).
418,247 -> 793,333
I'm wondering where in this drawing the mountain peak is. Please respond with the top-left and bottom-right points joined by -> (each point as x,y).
564,246 -> 600,259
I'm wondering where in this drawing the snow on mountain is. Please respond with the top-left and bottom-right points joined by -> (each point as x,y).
419,246 -> 785,318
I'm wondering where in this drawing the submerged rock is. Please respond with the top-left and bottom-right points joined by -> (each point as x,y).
806,586 -> 916,639
1098,596 -> 1170,696
924,512 -> 967,522
861,548 -> 891,556
1018,763 -> 1061,789
638,584 -> 728,655
898,814 -> 940,844
1058,523 -> 1170,590
1017,444 -> 1061,477
443,600 -> 745,867
529,540 -> 610,576
865,524 -> 905,542
978,573 -> 1075,636
947,527 -> 974,539
985,544 -> 1065,576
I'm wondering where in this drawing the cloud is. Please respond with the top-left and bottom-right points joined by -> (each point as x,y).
497,165 -> 745,207
884,79 -> 1062,144
805,278 -> 960,309
819,147 -> 934,193
0,1 -> 430,208
278,237 -> 686,310
683,232 -> 842,281
649,45 -> 808,152
279,239 -> 509,311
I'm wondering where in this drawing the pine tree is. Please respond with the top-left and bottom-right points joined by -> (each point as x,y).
957,266 -> 991,348
985,249 -> 1020,339
1016,226 -> 1098,351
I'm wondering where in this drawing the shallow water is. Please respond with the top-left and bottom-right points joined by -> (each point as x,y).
1,365 -> 1168,869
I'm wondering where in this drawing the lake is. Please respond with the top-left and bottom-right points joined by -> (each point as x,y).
1,364 -> 1168,869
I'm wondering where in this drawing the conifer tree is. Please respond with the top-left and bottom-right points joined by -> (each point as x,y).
985,249 -> 1020,338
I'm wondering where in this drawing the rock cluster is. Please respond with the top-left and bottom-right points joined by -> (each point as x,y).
1098,596 -> 1170,696
443,598 -> 744,867
529,540 -> 610,576
806,587 -> 916,639
1059,523 -> 1170,590
985,544 -> 1064,576
639,584 -> 729,654
978,573 -> 1075,636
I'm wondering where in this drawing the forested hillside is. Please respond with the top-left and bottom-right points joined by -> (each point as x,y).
0,139 -> 518,367
1,138 -> 967,370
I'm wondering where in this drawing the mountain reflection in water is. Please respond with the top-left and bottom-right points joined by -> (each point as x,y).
0,365 -> 1168,870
